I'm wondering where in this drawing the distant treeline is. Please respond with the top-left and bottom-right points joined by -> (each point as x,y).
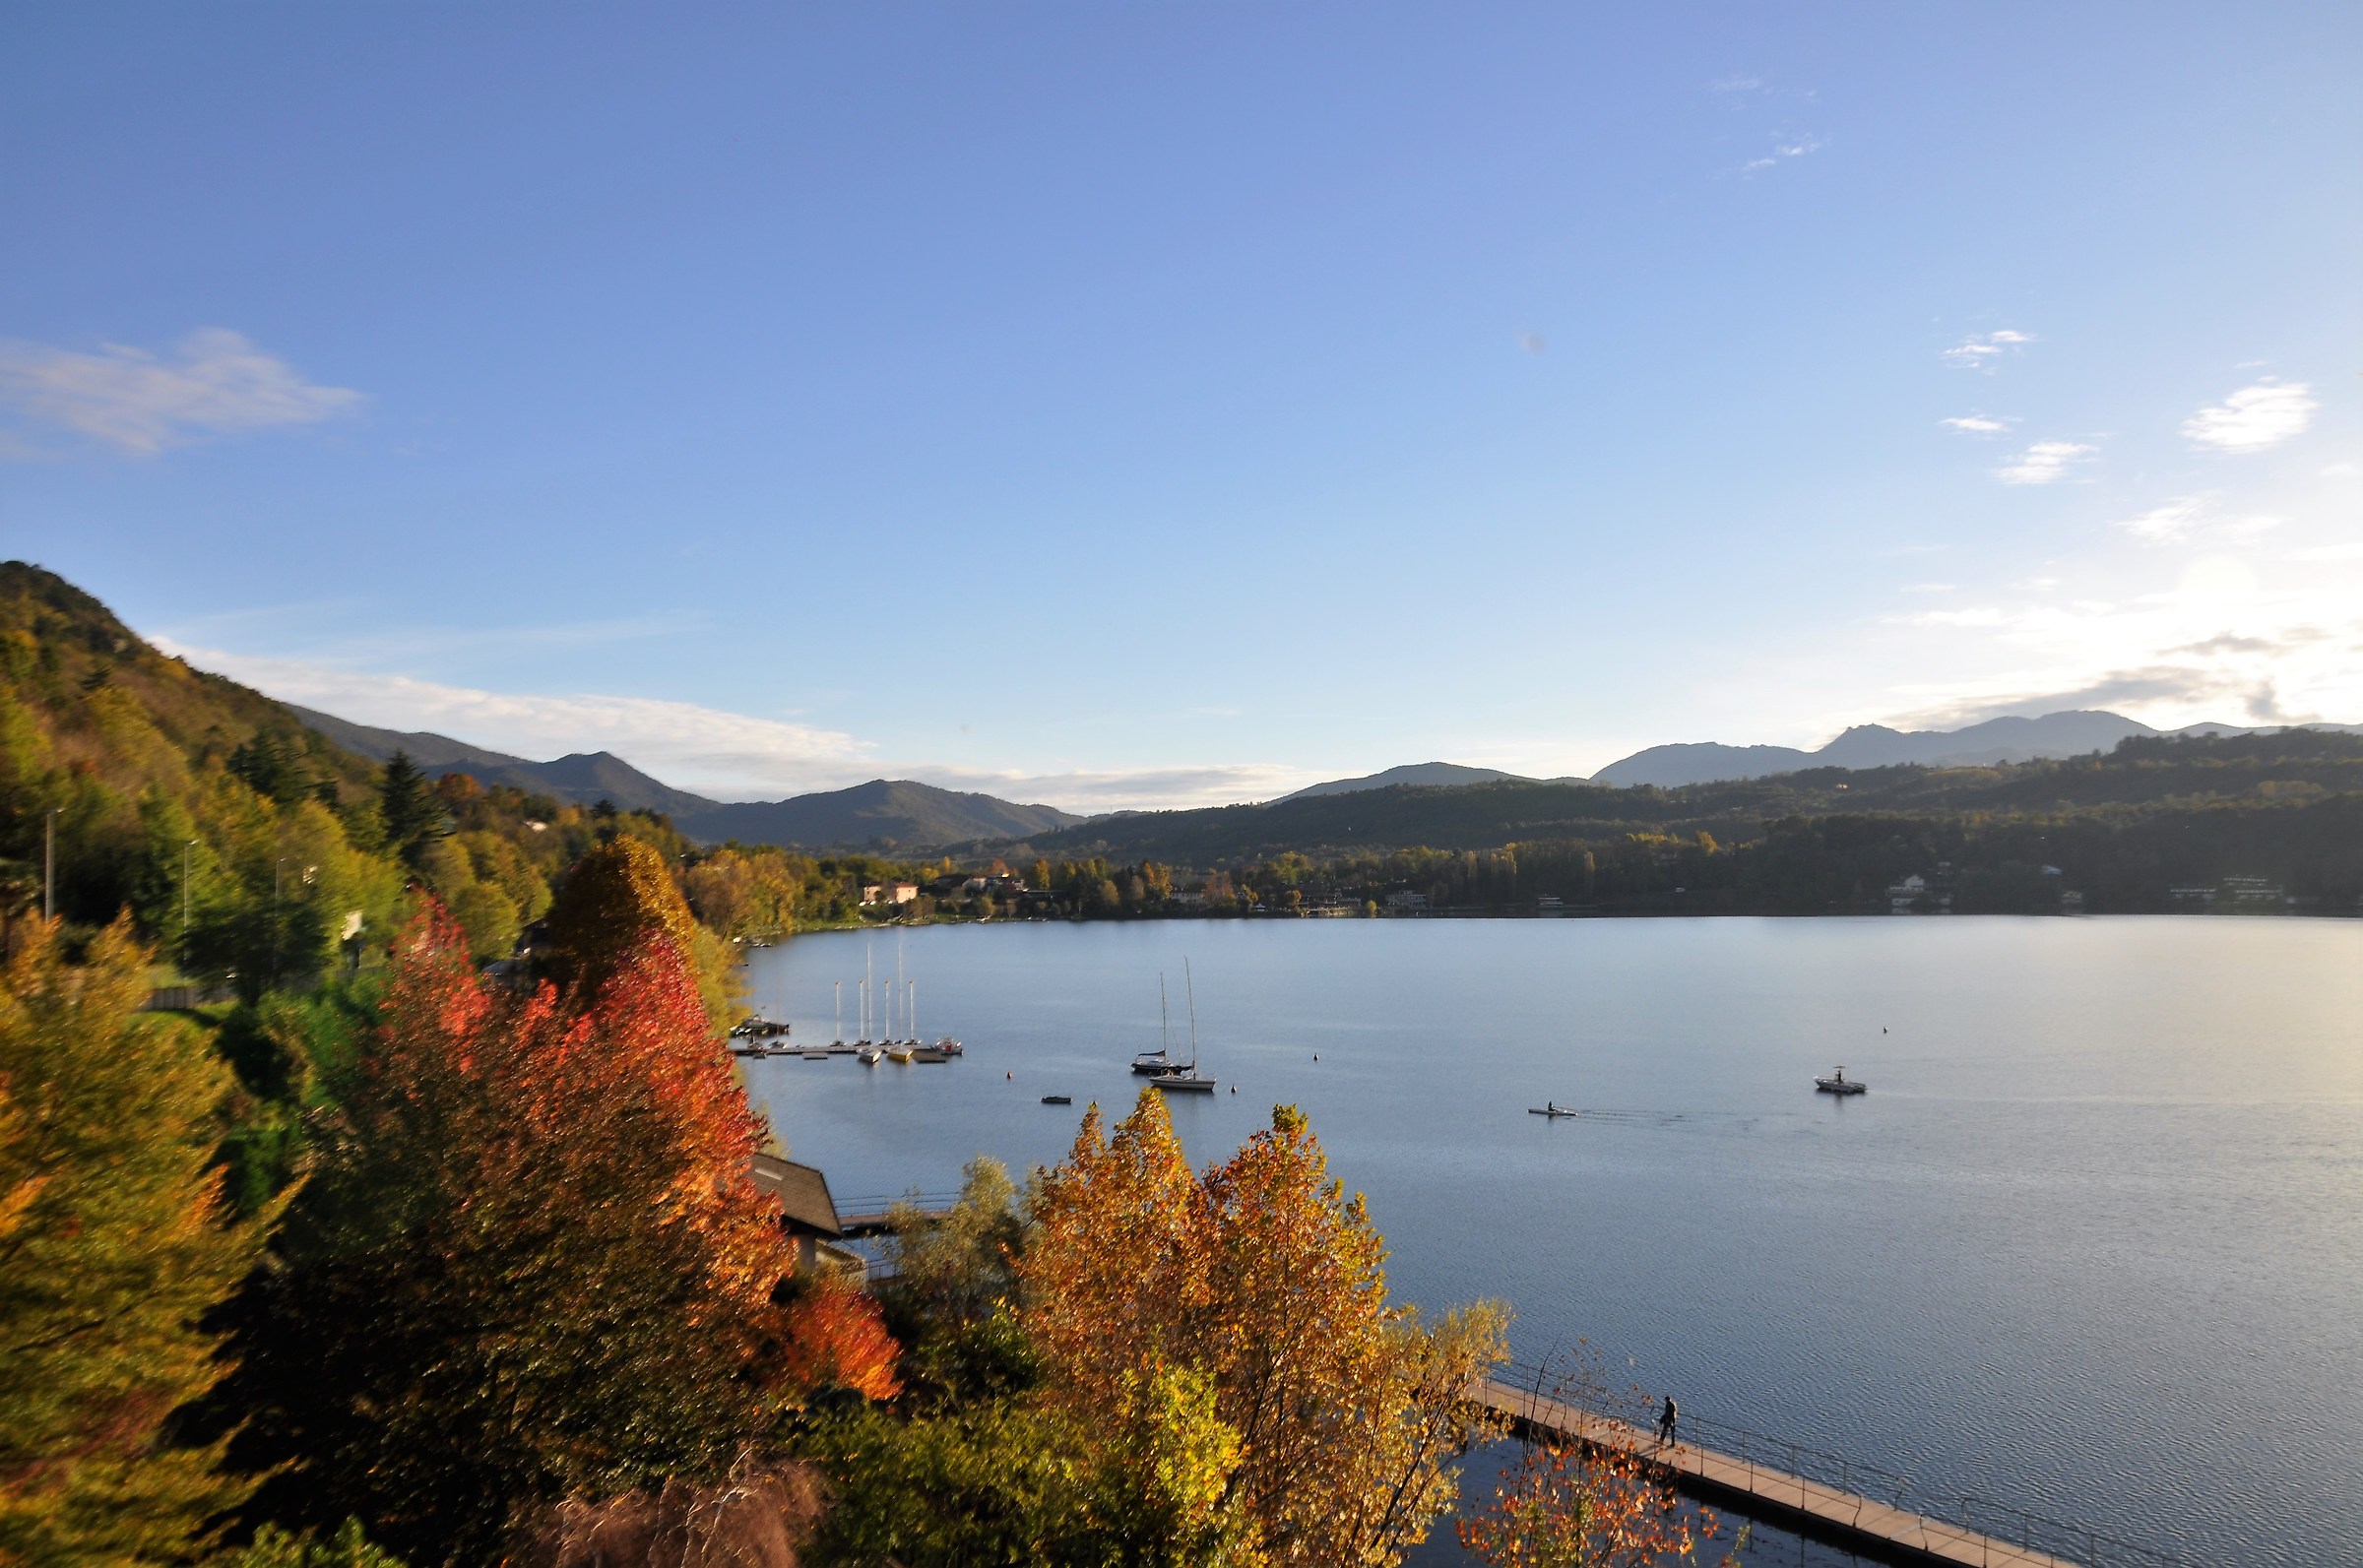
944,732 -> 2363,919
988,729 -> 2363,866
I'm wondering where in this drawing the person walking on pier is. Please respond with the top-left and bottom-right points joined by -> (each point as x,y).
1657,1396 -> 1679,1447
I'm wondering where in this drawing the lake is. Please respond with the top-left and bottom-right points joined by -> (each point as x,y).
740,916 -> 2363,1566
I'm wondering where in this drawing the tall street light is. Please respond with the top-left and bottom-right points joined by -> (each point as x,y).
182,839 -> 198,972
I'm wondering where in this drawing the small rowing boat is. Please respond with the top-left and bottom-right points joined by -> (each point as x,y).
1041,1095 -> 1073,1104
1528,1101 -> 1580,1118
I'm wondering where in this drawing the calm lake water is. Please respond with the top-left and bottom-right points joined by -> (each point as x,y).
741,917 -> 2363,1566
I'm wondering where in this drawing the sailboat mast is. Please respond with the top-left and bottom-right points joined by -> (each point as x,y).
1160,973 -> 1171,1057
834,979 -> 843,1044
1184,957 -> 1199,1071
910,979 -> 919,1041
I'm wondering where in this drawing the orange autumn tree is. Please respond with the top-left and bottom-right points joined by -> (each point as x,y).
1024,1091 -> 1506,1568
777,1271 -> 902,1403
219,907 -> 794,1563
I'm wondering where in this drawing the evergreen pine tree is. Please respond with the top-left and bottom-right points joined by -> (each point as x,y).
375,752 -> 440,864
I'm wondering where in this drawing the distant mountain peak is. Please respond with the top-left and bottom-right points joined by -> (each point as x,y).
1282,761 -> 1529,801
1586,709 -> 2363,788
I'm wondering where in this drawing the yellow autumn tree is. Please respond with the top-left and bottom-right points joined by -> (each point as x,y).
1024,1091 -> 1505,1568
0,918 -> 275,1567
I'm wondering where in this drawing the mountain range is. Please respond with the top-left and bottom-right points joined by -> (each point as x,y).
1274,711 -> 2363,799
289,705 -> 1082,851
1580,710 -> 2351,788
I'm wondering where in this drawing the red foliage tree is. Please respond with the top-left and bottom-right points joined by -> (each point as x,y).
777,1272 -> 902,1403
219,906 -> 793,1562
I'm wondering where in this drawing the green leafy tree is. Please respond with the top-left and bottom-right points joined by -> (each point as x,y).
0,918 -> 274,1568
213,1520 -> 407,1568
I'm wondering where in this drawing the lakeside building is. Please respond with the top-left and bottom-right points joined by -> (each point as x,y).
1383,890 -> 1430,913
860,881 -> 920,907
747,1154 -> 865,1275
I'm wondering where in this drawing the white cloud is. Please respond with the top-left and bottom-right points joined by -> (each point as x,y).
1996,440 -> 2095,485
2114,493 -> 2280,547
929,764 -> 1316,814
2182,379 -> 2316,453
0,329 -> 363,456
1875,549 -> 2363,731
2289,541 -> 2363,562
1741,134 -> 1825,172
148,639 -> 1311,813
1941,414 -> 2012,434
152,640 -> 877,797
1941,329 -> 2034,369
1901,583 -> 1955,594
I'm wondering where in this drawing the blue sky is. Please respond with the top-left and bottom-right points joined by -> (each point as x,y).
3,3 -> 2357,808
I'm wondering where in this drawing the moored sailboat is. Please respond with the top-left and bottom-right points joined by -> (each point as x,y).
1148,959 -> 1216,1093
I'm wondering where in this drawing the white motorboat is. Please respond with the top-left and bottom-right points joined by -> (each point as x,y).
1815,1066 -> 1868,1096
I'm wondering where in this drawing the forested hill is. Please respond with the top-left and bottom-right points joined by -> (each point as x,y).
686,778 -> 1080,850
988,730 -> 2363,865
0,560 -> 696,973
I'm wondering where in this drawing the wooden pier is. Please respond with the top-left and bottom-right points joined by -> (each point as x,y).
1474,1379 -> 2138,1568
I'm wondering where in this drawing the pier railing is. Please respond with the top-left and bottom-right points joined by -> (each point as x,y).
1490,1362 -> 2190,1568
829,1189 -> 964,1222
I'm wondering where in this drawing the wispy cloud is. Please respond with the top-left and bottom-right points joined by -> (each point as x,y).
151,640 -> 876,797
0,329 -> 363,456
1996,439 -> 2095,485
2181,378 -> 2316,453
1708,74 -> 1763,94
2114,493 -> 2279,547
1940,414 -> 2012,434
1741,134 -> 1826,173
2290,540 -> 2363,562
1878,554 -> 2363,731
148,639 -> 1314,813
926,764 -> 1316,814
1941,329 -> 2035,370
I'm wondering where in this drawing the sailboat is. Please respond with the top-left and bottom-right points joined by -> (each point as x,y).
908,979 -> 952,1062
1131,974 -> 1179,1074
926,969 -> 964,1056
1149,960 -> 1216,1093
882,964 -> 914,1061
